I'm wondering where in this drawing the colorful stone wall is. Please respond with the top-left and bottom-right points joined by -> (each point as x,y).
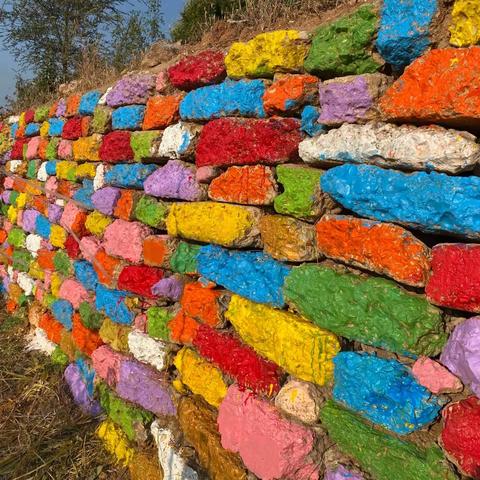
1,1 -> 480,478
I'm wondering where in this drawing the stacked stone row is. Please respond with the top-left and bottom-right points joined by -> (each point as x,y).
1,0 -> 480,479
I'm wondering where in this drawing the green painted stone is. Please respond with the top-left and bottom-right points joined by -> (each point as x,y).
46,138 -> 60,160
18,293 -> 28,305
66,163 -> 76,181
169,241 -> 199,274
147,307 -> 174,341
131,131 -> 159,162
22,143 -> 28,160
1,203 -> 9,216
79,301 -> 104,330
26,160 -> 38,179
304,5 -> 380,77
284,264 -> 446,356
34,105 -> 50,123
134,195 -> 168,228
10,191 -> 19,205
91,106 -> 112,134
8,228 -> 26,248
320,401 -> 457,480
51,346 -> 69,365
53,250 -> 72,276
44,293 -> 56,307
12,249 -> 33,272
98,383 -> 153,441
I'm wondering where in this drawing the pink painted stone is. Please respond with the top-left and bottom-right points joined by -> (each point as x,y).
218,385 -> 319,480
79,236 -> 101,262
45,177 -> 58,199
156,71 -> 169,93
26,137 -> 41,160
58,139 -> 73,160
58,279 -> 89,309
60,202 -> 85,231
44,271 -> 52,290
103,219 -> 151,264
412,357 -> 463,394
196,166 -> 220,184
134,314 -> 148,333
91,345 -> 126,387
3,220 -> 13,232
4,177 -> 14,189
16,210 -> 23,228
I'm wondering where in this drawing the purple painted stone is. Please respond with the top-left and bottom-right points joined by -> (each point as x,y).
22,209 -> 40,233
64,363 -> 102,416
440,317 -> 480,397
1,190 -> 11,204
91,187 -> 121,215
143,160 -> 203,201
325,466 -> 365,480
3,276 -> 10,291
151,275 -> 184,301
106,74 -> 156,107
48,203 -> 63,224
1,151 -> 10,164
116,360 -> 176,416
56,99 -> 67,117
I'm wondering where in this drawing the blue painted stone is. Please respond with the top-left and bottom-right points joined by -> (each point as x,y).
25,123 -> 40,137
79,91 -> 102,116
35,214 -> 52,239
74,260 -> 99,291
45,160 -> 58,176
10,123 -> 19,138
112,105 -> 146,130
196,245 -> 290,307
95,284 -> 134,325
51,299 -> 74,330
333,352 -> 443,435
180,79 -> 266,121
48,118 -> 65,137
75,358 -> 96,396
301,106 -> 325,137
321,164 -> 480,238
376,0 -> 437,70
73,179 -> 94,210
104,163 -> 157,189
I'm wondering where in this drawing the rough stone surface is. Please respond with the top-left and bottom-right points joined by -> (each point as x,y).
301,122 -> 480,173
106,74 -> 155,107
157,122 -> 201,159
134,195 -> 168,228
284,264 -> 446,356
321,163 -> 480,239
412,357 -> 462,395
117,265 -> 164,298
95,284 -> 134,325
196,118 -> 302,167
143,235 -> 177,268
96,420 -> 134,466
112,105 -> 145,130
128,331 -> 171,372
325,466 -> 365,480
315,215 -> 431,287
450,0 -> 480,47
143,95 -> 182,130
104,163 -> 157,189
64,363 -> 102,415
100,131 -> 134,163
91,187 -> 121,215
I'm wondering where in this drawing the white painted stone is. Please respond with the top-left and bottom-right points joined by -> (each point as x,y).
7,265 -> 15,281
55,199 -> 65,207
26,327 -> 57,355
17,272 -> 35,296
98,87 -> 112,106
128,330 -> 170,372
151,422 -> 199,480
7,115 -> 20,125
8,160 -> 23,173
37,162 -> 48,181
299,122 -> 480,174
157,122 -> 202,159
93,164 -> 106,191
26,234 -> 42,257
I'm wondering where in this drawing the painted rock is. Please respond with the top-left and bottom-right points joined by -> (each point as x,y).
62,117 -> 82,140
95,284 -> 134,325
304,6 -> 380,77
168,50 -> 226,90
169,241 -> 200,274
112,105 -> 145,130
284,264 -> 446,356
376,0 -> 437,70
179,79 -> 266,121
315,215 -> 430,287
333,352 -> 443,435
58,278 -> 89,309
133,195 -> 168,229
218,385 -> 320,480
321,164 -> 480,239
113,189 -> 141,221
225,295 -> 340,385
225,30 -> 309,79
74,260 -> 99,291
440,396 -> 480,478
127,330 -> 171,372
96,420 -> 134,466
79,90 -> 101,116
157,122 -> 202,159
130,130 -> 160,161
196,117 -> 302,167
324,466 -> 365,480
100,131 -> 134,162
104,163 -> 157,189
381,47 -> 480,127
318,74 -> 390,126
143,235 -> 178,268
426,244 -> 480,313
117,265 -> 164,298
142,95 -> 182,130
106,74 -> 155,107
64,363 -> 101,416
166,202 -> 262,248
321,401 -> 457,480
412,357 -> 462,395
450,0 -> 480,47
301,105 -> 325,136
208,165 -> 278,205
91,186 -> 121,215
71,314 -> 103,356
300,122 -> 480,173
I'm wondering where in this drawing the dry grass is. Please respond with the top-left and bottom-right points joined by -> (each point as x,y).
0,310 -> 128,480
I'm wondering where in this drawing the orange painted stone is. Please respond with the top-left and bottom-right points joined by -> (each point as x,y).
208,165 -> 278,205
93,249 -> 124,288
263,74 -> 318,115
57,180 -> 78,198
381,47 -> 480,127
32,196 -> 49,215
143,235 -> 178,268
143,95 -> 183,130
66,94 -> 81,117
113,189 -> 141,221
38,138 -> 49,160
39,312 -> 64,345
315,215 -> 431,287
72,313 -> 103,356
37,249 -> 56,271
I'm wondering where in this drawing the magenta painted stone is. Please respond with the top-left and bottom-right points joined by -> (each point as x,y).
325,466 -> 364,480
91,187 -> 121,215
143,160 -> 204,200
91,345 -> 126,387
48,203 -> 63,224
106,74 -> 156,107
116,360 -> 176,416
56,99 -> 67,117
151,275 -> 184,301
22,209 -> 40,233
441,317 -> 480,397
412,356 -> 462,394
64,363 -> 102,416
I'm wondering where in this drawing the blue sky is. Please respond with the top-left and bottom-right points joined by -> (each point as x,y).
0,0 -> 186,104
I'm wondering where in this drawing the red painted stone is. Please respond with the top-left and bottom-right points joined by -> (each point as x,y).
99,131 -> 134,162
117,265 -> 164,298
62,117 -> 83,140
196,118 -> 303,167
11,139 -> 29,160
24,109 -> 35,124
426,244 -> 480,313
441,396 -> 480,478
193,324 -> 282,396
168,50 -> 226,90
65,234 -> 81,259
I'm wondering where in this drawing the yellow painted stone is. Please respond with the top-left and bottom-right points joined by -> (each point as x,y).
50,224 -> 67,248
99,317 -> 131,353
225,30 -> 309,78
174,347 -> 228,408
75,162 -> 97,179
85,210 -> 113,237
166,202 -> 261,248
29,261 -> 45,280
7,205 -> 18,223
450,0 -> 480,46
40,121 -> 50,137
72,135 -> 101,161
226,295 -> 340,385
18,112 -> 26,129
16,193 -> 27,209
96,420 -> 134,466
50,272 -> 62,297
56,161 -> 77,180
